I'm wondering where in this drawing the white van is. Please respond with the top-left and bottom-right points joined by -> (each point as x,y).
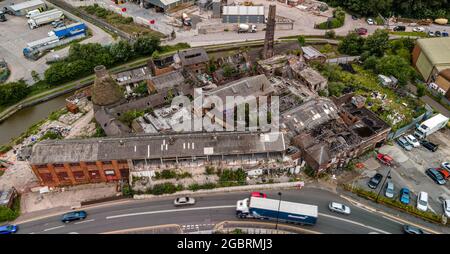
417,191 -> 428,212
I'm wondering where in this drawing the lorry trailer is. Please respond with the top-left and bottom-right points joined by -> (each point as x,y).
414,113 -> 449,139
236,197 -> 318,225
48,22 -> 86,39
23,33 -> 86,60
28,9 -> 64,29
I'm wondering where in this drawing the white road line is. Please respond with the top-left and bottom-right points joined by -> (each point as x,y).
319,213 -> 392,234
74,219 -> 95,225
382,215 -> 404,225
106,205 -> 236,219
43,225 -> 65,232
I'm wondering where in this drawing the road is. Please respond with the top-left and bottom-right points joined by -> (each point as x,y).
15,188 -> 429,234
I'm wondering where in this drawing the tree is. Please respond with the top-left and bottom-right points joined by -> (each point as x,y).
297,35 -> 306,47
31,70 -> 40,82
338,32 -> 365,56
325,30 -> 336,39
416,83 -> 425,97
363,29 -> 389,57
110,40 -> 134,62
0,80 -> 30,106
376,55 -> 415,85
133,36 -> 161,56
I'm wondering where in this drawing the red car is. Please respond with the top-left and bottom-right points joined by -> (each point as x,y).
355,27 -> 368,35
437,168 -> 450,180
251,192 -> 267,198
377,153 -> 393,166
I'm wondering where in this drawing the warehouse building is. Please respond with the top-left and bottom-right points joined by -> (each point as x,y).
412,38 -> 450,82
222,5 -> 265,24
143,0 -> 194,12
6,0 -> 46,16
30,131 -> 286,187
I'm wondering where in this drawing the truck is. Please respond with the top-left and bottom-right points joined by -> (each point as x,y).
414,113 -> 449,139
28,9 -> 64,29
26,9 -> 40,18
181,13 -> 191,26
237,23 -> 257,33
236,196 -> 318,225
48,22 -> 86,39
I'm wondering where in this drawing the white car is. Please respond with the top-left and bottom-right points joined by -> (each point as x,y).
366,18 -> 374,25
416,192 -> 428,212
441,162 -> 450,171
443,199 -> 450,218
405,134 -> 420,148
174,197 -> 196,207
385,181 -> 394,198
328,202 -> 351,215
413,27 -> 425,32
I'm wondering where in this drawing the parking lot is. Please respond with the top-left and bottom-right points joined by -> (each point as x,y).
355,128 -> 450,215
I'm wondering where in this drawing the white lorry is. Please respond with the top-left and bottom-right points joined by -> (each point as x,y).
26,9 -> 40,18
237,23 -> 257,33
414,113 -> 449,139
28,9 -> 64,29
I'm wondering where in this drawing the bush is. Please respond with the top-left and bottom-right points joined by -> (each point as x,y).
154,170 -> 192,180
146,182 -> 181,195
325,30 -> 336,39
0,196 -> 20,223
122,183 -> 134,197
218,168 -> 247,187
188,183 -> 217,191
205,166 -> 215,175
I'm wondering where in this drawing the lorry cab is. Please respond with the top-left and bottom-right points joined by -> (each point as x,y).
236,198 -> 249,217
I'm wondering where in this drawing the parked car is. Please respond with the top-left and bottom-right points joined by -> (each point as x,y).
368,173 -> 383,189
61,211 -> 87,223
443,199 -> 450,218
437,168 -> 450,180
420,140 -> 438,152
416,191 -> 428,212
385,181 -> 394,198
355,27 -> 368,35
251,192 -> 267,198
428,31 -> 435,37
412,26 -> 425,32
442,31 -> 449,37
351,15 -> 358,20
441,162 -> 450,171
405,134 -> 420,147
435,30 -> 441,37
403,225 -> 424,234
400,188 -> 410,204
174,197 -> 196,206
393,25 -> 406,31
377,153 -> 393,166
0,224 -> 18,234
426,168 -> 446,185
366,18 -> 375,25
397,136 -> 413,151
328,202 -> 351,215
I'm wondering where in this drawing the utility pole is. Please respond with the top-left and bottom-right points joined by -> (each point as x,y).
275,192 -> 282,233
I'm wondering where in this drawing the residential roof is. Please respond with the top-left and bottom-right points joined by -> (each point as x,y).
149,70 -> 185,91
222,6 -> 265,16
30,131 -> 286,165
114,67 -> 152,85
417,38 -> 450,66
9,0 -> 44,11
297,67 -> 327,86
176,48 -> 209,67
301,46 -> 326,60
94,108 -> 130,136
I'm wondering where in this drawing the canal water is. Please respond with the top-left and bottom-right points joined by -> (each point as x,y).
0,93 -> 72,145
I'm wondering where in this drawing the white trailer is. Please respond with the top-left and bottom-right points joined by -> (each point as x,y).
28,9 -> 64,29
414,113 -> 449,139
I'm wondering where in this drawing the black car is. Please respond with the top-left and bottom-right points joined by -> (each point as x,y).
435,31 -> 441,37
420,140 -> 438,152
426,168 -> 446,185
393,26 -> 406,31
61,211 -> 87,223
368,173 -> 383,189
403,225 -> 424,234
351,15 -> 358,20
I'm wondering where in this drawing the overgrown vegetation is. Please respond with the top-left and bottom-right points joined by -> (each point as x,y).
0,195 -> 20,223
118,109 -> 145,126
188,183 -> 217,191
143,182 -> 184,195
153,170 -> 192,180
217,168 -> 247,187
316,7 -> 346,29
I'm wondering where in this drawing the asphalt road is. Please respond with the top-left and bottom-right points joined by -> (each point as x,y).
15,188 -> 423,234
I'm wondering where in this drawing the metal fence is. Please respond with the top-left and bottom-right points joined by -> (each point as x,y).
387,104 -> 434,140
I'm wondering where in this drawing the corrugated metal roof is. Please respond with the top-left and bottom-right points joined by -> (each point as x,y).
222,6 -> 265,16
417,38 -> 450,66
9,0 -> 44,11
160,0 -> 180,5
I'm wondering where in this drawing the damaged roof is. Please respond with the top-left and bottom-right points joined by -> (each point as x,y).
30,131 -> 286,165
177,48 -> 209,66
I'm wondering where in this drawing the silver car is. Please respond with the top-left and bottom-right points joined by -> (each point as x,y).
174,197 -> 196,207
385,181 -> 394,198
328,202 -> 351,215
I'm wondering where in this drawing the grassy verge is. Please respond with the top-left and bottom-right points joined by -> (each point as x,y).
343,184 -> 446,225
389,31 -> 427,37
0,195 -> 21,223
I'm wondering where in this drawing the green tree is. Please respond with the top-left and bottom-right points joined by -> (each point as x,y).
110,40 -> 134,62
297,35 -> 306,47
31,70 -> 40,82
325,30 -> 336,39
338,32 -> 365,55
133,36 -> 161,56
416,83 -> 426,97
376,55 -> 415,85
0,80 -> 30,106
363,29 -> 389,57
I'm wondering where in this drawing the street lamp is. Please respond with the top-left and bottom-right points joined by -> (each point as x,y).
275,192 -> 282,232
376,169 -> 392,202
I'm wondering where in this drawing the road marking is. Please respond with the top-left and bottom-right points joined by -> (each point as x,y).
106,205 -> 235,219
382,215 -> 403,225
74,219 -> 95,225
318,213 -> 392,234
101,224 -> 182,234
43,225 -> 65,232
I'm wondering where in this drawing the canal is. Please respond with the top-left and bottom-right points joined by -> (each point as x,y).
0,93 -> 72,145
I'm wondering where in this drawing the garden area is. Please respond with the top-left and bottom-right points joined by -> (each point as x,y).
80,4 -> 163,38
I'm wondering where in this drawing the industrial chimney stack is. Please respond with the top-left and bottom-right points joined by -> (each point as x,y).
263,4 -> 276,59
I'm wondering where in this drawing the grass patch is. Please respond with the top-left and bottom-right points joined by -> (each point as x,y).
153,170 -> 192,180
217,168 -> 247,187
389,31 -> 427,37
0,195 -> 20,223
